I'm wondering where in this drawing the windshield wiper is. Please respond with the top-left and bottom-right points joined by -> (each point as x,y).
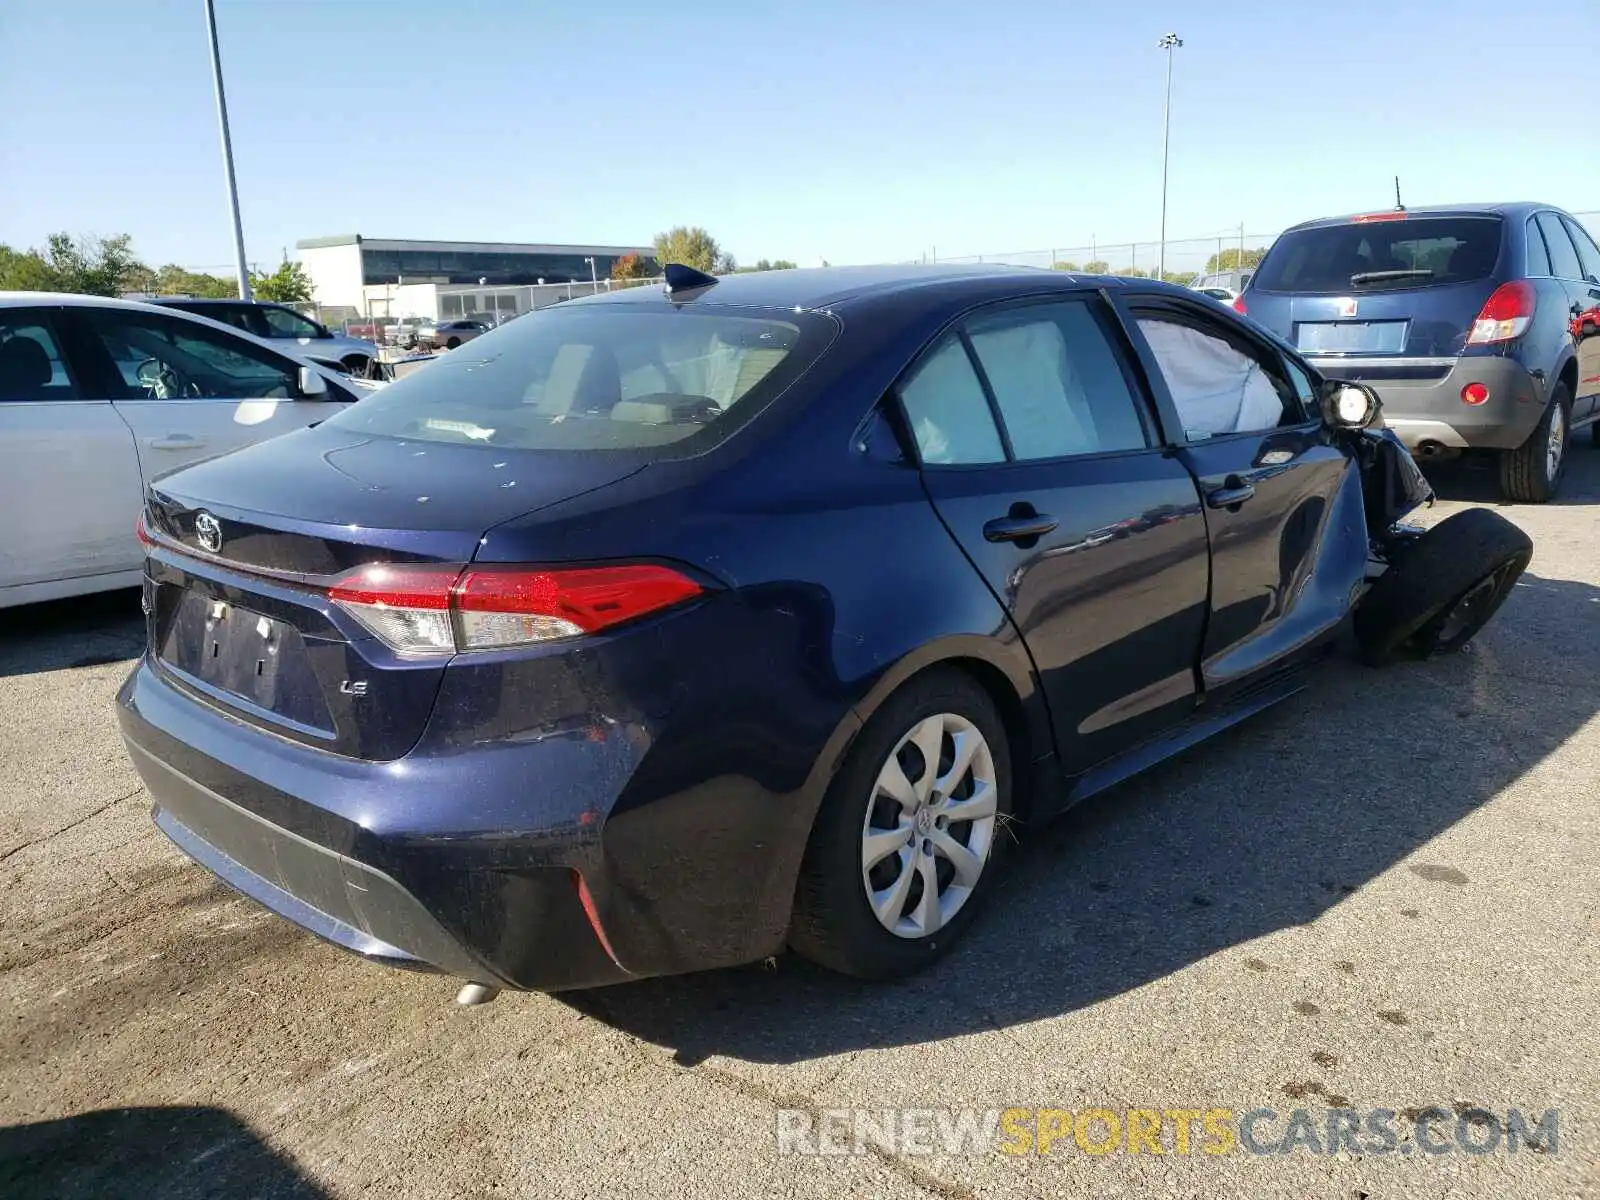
1349,269 -> 1435,285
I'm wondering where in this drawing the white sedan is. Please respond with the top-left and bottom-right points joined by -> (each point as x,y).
0,292 -> 372,609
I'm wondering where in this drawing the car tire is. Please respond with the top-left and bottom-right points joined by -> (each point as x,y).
446,337 -> 461,350
1499,383 -> 1570,503
1355,508 -> 1533,666
789,668 -> 1013,980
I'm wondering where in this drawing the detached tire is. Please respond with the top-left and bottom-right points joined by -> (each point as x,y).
789,668 -> 1013,980
1355,508 -> 1532,666
1499,383 -> 1570,503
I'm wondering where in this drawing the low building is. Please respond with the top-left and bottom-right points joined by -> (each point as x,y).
296,235 -> 657,324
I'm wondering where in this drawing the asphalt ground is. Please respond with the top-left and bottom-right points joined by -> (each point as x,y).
2,447 -> 1598,1200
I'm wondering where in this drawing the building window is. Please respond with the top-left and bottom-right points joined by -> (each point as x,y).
361,247 -> 653,287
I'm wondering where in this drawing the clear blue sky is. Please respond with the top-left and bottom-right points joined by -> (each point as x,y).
2,0 -> 1596,273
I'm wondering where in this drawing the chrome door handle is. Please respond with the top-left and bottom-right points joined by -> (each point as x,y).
983,514 -> 1059,542
1206,482 -> 1256,509
148,435 -> 205,450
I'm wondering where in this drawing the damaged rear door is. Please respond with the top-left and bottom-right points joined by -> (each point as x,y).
1119,292 -> 1370,705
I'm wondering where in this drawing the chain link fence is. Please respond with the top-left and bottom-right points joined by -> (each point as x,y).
914,231 -> 1278,283
907,211 -> 1600,284
179,212 -> 1600,324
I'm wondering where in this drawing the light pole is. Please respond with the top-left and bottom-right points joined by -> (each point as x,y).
204,0 -> 252,301
1157,32 -> 1183,283
584,256 -> 598,292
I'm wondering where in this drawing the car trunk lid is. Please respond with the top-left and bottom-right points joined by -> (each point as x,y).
143,424 -> 646,760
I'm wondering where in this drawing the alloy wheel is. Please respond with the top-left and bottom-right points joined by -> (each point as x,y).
860,712 -> 998,939
1546,402 -> 1566,484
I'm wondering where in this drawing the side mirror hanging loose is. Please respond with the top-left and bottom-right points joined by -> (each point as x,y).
1327,382 -> 1379,428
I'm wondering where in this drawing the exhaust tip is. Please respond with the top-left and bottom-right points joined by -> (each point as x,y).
455,983 -> 501,1006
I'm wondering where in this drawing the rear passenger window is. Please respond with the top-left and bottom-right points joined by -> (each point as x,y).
898,337 -> 1005,465
0,315 -> 76,401
1524,219 -> 1552,276
964,301 -> 1148,458
1136,314 -> 1300,439
1536,213 -> 1583,280
1562,216 -> 1600,281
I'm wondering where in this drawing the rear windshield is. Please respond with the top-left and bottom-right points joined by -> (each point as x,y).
1253,216 -> 1503,294
324,302 -> 837,453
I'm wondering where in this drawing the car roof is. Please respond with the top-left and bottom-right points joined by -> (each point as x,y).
0,291 -> 277,314
563,262 -> 1156,313
150,297 -> 295,309
0,291 -> 355,378
1281,202 -> 1557,233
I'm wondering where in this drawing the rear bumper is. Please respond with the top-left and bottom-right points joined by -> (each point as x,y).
118,658 -> 643,991
1310,354 -> 1546,451
117,605 -> 836,990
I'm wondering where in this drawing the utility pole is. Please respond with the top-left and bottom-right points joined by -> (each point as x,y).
584,255 -> 598,292
204,0 -> 252,301
1157,33 -> 1183,283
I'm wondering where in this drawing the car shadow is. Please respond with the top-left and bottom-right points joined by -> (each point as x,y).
1419,437 -> 1600,506
0,588 -> 143,679
0,1105 -> 327,1199
562,567 -> 1600,1065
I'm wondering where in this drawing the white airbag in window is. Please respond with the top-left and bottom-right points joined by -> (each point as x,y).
1139,319 -> 1283,437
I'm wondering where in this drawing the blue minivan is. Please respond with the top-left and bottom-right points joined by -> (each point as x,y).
1238,203 -> 1600,501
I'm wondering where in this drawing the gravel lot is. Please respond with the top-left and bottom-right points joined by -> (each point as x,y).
3,452 -> 1598,1200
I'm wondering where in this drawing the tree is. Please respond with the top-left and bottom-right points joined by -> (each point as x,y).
2,233 -> 147,296
1083,259 -> 1110,274
251,258 -> 313,303
610,252 -> 653,281
653,226 -> 722,274
1113,266 -> 1148,278
1204,246 -> 1268,274
154,264 -> 237,298
1051,261 -> 1081,271
735,258 -> 800,273
0,244 -> 57,291
1160,270 -> 1199,287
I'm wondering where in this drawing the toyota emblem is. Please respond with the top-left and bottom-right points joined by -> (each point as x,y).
194,511 -> 222,554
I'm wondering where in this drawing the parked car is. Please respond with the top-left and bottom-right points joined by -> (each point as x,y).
0,292 -> 370,609
153,298 -> 377,376
119,264 -> 1530,998
420,319 -> 491,350
1237,203 -> 1600,501
386,317 -> 428,349
1195,286 -> 1241,304
1192,269 -> 1254,294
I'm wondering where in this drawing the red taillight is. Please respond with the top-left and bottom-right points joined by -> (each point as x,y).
1461,382 -> 1490,406
1467,281 -> 1536,345
455,564 -> 704,646
135,511 -> 155,548
327,562 -> 705,655
327,563 -> 455,610
1230,294 -> 1248,315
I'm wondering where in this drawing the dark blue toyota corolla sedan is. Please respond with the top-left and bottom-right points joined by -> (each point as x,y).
118,264 -> 1529,996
